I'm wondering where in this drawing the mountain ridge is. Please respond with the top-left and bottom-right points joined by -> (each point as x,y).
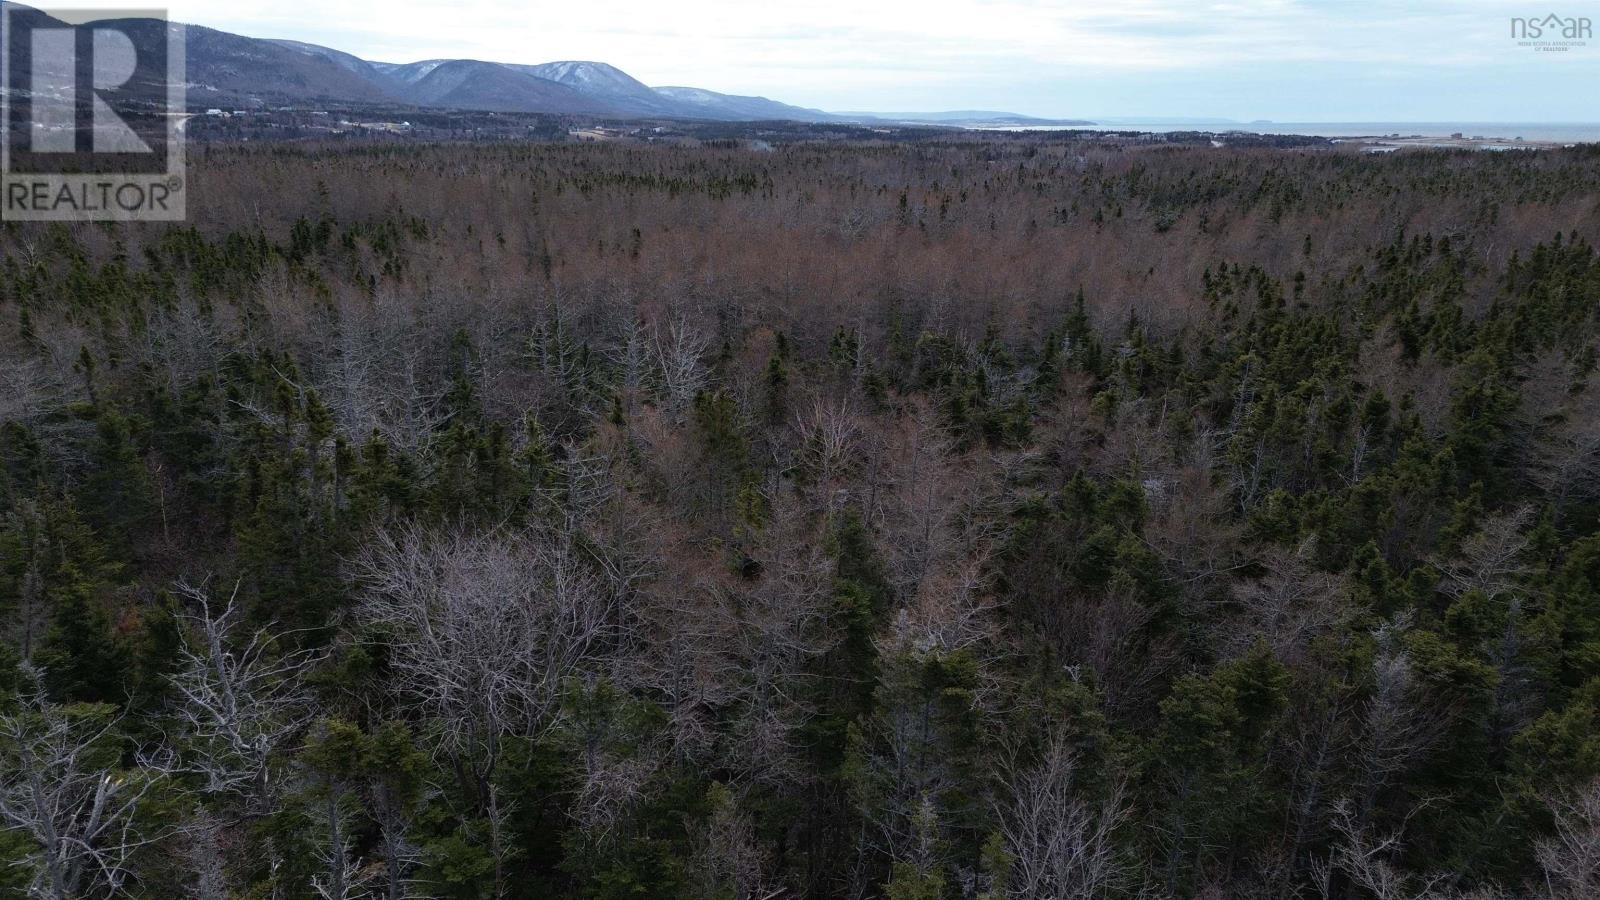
0,1 -> 1085,125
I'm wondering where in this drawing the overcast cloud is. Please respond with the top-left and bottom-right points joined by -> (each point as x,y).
107,0 -> 1600,119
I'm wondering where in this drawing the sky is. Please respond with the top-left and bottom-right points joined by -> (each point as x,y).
101,0 -> 1600,120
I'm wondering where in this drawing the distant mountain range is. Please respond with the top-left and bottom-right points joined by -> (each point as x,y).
0,2 -> 1092,126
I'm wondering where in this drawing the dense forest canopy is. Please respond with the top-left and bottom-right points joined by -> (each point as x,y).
1,137 -> 1599,899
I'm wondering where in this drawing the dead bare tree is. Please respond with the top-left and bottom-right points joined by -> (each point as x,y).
165,579 -> 320,805
1228,539 -> 1349,664
566,698 -> 658,853
610,313 -> 651,399
690,785 -> 774,900
1435,508 -> 1543,741
1281,691 -> 1357,883
889,555 -> 996,661
352,522 -> 617,804
719,530 -> 837,788
184,810 -> 230,900
304,293 -> 450,456
793,396 -> 863,497
0,669 -> 166,900
1537,779 -> 1600,899
875,403 -> 972,601
653,311 -> 712,417
1142,447 -> 1249,608
0,352 -> 62,425
1355,622 -> 1451,819
136,299 -> 228,398
485,783 -> 518,900
1531,392 -> 1600,513
638,493 -> 835,788
1326,799 -> 1506,900
309,792 -> 371,900
1437,507 -> 1534,601
1038,583 -> 1175,720
3,501 -> 53,663
1329,798 -> 1439,900
993,733 -> 1129,900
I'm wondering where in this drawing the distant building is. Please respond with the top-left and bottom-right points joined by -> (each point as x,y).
569,127 -> 627,142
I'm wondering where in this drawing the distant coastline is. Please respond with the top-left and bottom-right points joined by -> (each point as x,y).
979,121 -> 1600,143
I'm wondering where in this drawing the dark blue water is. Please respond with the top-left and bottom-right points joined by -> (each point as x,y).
993,122 -> 1600,143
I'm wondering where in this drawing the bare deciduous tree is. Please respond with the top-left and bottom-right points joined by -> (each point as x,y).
1529,380 -> 1600,512
690,785 -> 774,900
874,403 -> 973,600
1039,583 -> 1175,719
638,494 -> 834,788
889,555 -> 996,660
568,728 -> 657,852
793,396 -> 862,496
3,501 -> 54,663
181,809 -> 230,900
309,792 -> 372,900
607,312 -> 652,408
1538,779 -> 1600,899
1438,506 -> 1534,601
993,733 -> 1129,900
1356,623 -> 1450,818
0,353 -> 62,425
305,292 -> 451,455
1143,445 -> 1249,607
1326,799 -> 1505,900
0,670 -> 166,900
166,580 -> 320,804
654,312 -> 712,416
352,523 -> 617,801
1228,539 -> 1349,664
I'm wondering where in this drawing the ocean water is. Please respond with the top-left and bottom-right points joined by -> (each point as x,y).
990,122 -> 1600,143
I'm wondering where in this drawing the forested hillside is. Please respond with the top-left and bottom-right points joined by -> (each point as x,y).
2,138 -> 1600,899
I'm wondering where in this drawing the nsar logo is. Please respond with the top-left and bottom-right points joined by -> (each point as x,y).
1510,13 -> 1593,52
